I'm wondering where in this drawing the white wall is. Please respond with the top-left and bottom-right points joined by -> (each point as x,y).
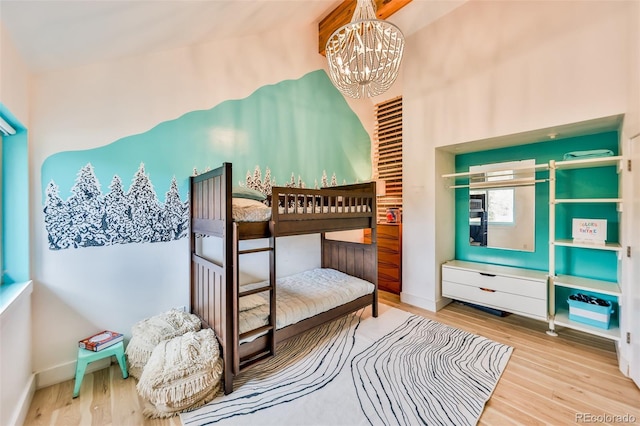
29,22 -> 375,386
402,0 -> 638,311
0,23 -> 29,123
0,22 -> 34,426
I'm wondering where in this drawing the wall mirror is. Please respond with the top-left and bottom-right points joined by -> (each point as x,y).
468,159 -> 536,252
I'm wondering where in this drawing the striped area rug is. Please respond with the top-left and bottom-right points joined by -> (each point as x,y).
180,305 -> 512,426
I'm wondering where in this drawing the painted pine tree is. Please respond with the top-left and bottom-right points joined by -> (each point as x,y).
262,167 -> 274,196
330,173 -> 338,187
251,165 -> 262,191
286,172 -> 296,188
104,175 -> 134,244
67,163 -> 106,247
163,177 -> 189,241
245,170 -> 254,189
43,181 -> 73,249
127,163 -> 161,243
321,170 -> 328,188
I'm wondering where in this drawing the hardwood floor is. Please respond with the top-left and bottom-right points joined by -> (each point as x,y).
25,293 -> 640,426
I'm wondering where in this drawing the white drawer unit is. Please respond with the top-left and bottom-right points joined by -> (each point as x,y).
442,260 -> 548,320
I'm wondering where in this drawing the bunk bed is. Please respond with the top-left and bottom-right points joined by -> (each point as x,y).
190,162 -> 378,394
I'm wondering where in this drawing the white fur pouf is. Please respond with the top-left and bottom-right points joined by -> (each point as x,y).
126,309 -> 202,379
136,328 -> 223,418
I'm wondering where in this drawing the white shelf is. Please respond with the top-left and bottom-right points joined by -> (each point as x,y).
442,162 -> 548,179
553,274 -> 621,296
553,198 -> 622,204
554,155 -> 623,170
552,239 -> 621,251
553,308 -> 620,341
450,178 -> 546,189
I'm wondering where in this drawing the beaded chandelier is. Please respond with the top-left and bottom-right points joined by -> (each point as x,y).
325,0 -> 405,99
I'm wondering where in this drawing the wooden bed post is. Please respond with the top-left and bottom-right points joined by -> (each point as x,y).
372,181 -> 379,318
222,163 -> 235,395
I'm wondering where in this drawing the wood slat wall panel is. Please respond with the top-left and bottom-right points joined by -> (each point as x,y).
373,96 -> 403,222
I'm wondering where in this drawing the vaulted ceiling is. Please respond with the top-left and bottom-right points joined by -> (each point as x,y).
0,0 -> 464,74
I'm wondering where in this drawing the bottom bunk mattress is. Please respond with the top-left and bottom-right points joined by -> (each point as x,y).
239,268 -> 374,339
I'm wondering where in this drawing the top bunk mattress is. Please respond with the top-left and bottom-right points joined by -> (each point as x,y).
238,268 -> 375,337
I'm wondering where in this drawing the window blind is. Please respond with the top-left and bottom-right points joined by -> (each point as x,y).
373,96 -> 403,222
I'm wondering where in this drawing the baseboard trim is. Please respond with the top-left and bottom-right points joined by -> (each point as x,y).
616,344 -> 630,378
9,373 -> 35,426
36,357 -> 112,389
399,292 -> 433,312
436,296 -> 452,311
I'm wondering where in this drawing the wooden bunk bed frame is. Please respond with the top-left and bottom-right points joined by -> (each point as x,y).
190,162 -> 378,394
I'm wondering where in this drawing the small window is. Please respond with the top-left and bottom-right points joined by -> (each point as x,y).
487,189 -> 514,224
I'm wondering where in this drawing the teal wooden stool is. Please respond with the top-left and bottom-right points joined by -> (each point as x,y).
73,341 -> 128,398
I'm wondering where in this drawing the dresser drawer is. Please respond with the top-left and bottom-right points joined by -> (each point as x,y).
379,263 -> 400,281
377,224 -> 401,239
442,280 -> 547,319
378,237 -> 400,252
378,251 -> 400,265
442,266 -> 546,300
379,278 -> 401,294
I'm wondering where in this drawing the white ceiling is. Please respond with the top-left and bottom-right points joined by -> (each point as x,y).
0,0 -> 465,74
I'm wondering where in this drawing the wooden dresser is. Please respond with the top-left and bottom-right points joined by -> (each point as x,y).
365,223 -> 402,294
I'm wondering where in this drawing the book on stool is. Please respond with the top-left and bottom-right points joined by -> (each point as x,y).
78,330 -> 123,351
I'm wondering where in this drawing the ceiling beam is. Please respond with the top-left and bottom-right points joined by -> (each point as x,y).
318,0 -> 412,56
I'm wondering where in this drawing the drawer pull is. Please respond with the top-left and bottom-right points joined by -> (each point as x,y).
479,287 -> 496,293
479,272 -> 496,277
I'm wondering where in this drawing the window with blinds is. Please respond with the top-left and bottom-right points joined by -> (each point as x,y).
373,96 -> 402,223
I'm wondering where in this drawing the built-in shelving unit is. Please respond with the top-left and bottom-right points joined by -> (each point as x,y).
547,155 -> 624,341
442,153 -> 626,342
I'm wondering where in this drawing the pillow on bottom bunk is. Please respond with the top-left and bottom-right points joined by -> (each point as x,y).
126,308 -> 202,379
137,328 -> 223,418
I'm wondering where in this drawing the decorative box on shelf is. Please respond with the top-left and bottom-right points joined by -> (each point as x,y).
567,294 -> 614,329
572,218 -> 607,245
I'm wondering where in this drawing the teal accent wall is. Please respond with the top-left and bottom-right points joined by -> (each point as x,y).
41,70 -> 371,203
1,104 -> 29,283
454,131 -> 619,281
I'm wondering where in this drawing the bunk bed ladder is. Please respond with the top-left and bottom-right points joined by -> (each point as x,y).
232,224 -> 277,373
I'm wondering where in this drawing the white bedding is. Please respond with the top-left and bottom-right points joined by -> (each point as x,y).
238,268 -> 374,338
232,198 -> 371,223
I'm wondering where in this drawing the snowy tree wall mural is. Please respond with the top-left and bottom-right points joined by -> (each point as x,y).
40,70 -> 371,252
44,163 -> 189,250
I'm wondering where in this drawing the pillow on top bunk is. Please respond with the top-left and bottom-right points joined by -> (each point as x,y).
232,186 -> 267,201
233,197 -> 267,208
232,198 -> 271,222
